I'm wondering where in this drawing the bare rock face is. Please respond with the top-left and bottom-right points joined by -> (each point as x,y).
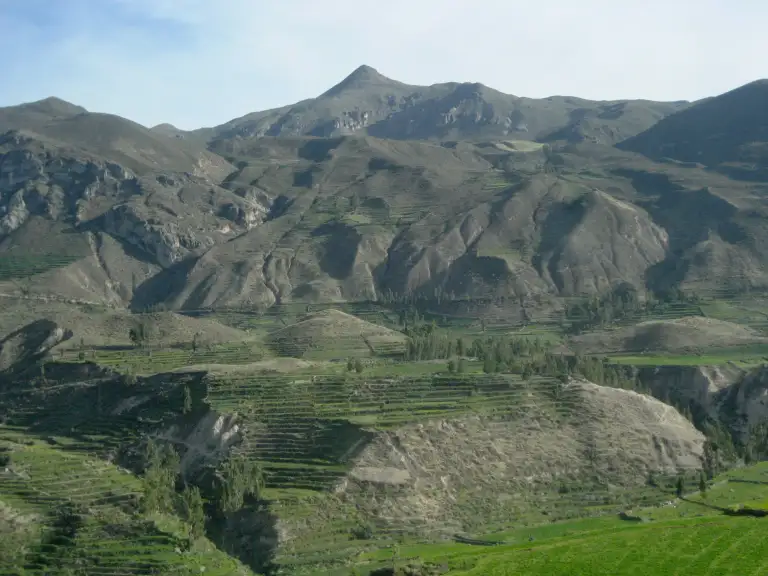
0,319 -> 73,375
714,366 -> 768,442
0,132 -> 273,280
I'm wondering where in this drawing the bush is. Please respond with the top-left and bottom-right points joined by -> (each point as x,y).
354,359 -> 364,374
351,522 -> 374,540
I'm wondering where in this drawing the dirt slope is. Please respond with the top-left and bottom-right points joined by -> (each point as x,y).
336,379 -> 704,530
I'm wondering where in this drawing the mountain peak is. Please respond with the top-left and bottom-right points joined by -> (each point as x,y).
321,65 -> 401,97
347,64 -> 383,81
19,97 -> 87,117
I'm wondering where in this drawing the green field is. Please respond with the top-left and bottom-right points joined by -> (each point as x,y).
355,463 -> 768,576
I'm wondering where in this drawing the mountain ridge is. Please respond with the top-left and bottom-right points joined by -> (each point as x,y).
0,71 -> 766,314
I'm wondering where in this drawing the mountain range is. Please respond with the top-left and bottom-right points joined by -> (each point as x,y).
1,65 -> 767,315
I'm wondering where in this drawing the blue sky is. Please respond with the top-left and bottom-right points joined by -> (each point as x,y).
0,0 -> 766,130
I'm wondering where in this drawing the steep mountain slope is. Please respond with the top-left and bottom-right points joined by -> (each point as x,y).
1,74 -> 767,314
0,127 -> 265,307
155,136 -> 768,311
200,65 -> 687,145
619,79 -> 768,179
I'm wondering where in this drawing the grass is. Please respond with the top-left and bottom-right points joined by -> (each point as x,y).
447,517 -> 768,575
352,463 -> 768,576
57,341 -> 269,374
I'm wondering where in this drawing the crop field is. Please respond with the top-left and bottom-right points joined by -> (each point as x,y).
354,463 -> 768,576
0,429 -> 250,576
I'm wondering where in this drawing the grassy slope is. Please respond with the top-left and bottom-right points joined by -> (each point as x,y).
0,428 -> 253,575
357,463 -> 768,576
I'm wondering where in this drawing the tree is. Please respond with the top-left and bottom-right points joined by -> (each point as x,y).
447,359 -> 456,373
141,441 -> 179,514
457,358 -> 467,374
354,359 -> 364,374
130,317 -> 160,354
456,338 -> 465,357
181,486 -> 206,539
215,457 -> 264,514
521,364 -> 533,382
347,358 -> 354,372
699,472 -> 707,497
183,386 -> 192,415
483,356 -> 496,374
676,476 -> 684,498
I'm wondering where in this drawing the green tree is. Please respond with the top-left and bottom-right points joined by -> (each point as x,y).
354,359 -> 364,374
521,364 -> 533,381
457,358 -> 468,374
676,476 -> 685,498
181,486 -> 206,539
141,441 -> 179,513
183,386 -> 192,415
215,457 -> 264,514
699,472 -> 707,497
483,356 -> 496,374
347,358 -> 354,372
447,359 -> 456,373
456,338 -> 465,357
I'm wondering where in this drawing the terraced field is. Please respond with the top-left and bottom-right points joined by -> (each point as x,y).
3,293 -> 768,575
0,429 -> 251,575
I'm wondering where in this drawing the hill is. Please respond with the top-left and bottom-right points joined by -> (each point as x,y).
339,379 -> 703,530
267,308 -> 407,357
569,316 -> 768,354
618,79 -> 768,179
0,300 -> 250,348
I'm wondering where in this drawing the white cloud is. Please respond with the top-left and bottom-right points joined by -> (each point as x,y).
1,0 -> 766,129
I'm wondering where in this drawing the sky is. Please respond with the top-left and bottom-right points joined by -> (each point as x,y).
0,0 -> 765,130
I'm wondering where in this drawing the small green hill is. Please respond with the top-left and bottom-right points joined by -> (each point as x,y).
267,308 -> 407,358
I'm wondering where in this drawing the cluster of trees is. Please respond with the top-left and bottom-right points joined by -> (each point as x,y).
214,456 -> 265,514
346,358 -> 365,373
404,321 -> 548,364
139,440 -> 265,541
565,284 -> 702,334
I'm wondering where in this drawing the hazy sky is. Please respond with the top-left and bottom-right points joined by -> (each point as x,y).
0,0 -> 765,130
